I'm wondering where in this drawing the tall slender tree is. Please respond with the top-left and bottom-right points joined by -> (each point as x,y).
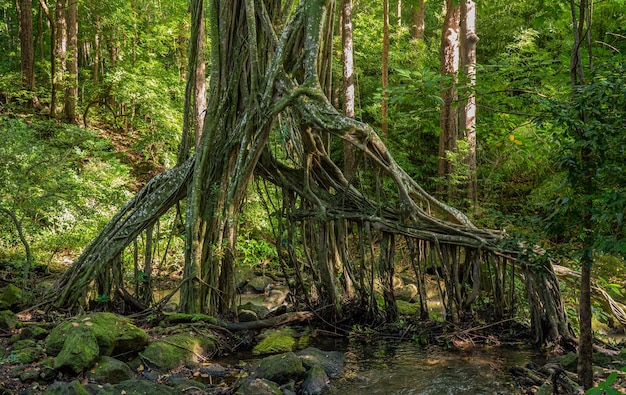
64,0 -> 78,123
412,0 -> 425,40
438,0 -> 460,197
341,0 -> 356,180
460,0 -> 478,205
382,0 -> 390,139
18,0 -> 36,107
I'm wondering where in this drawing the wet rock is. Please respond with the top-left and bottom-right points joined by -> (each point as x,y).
42,380 -> 89,395
263,289 -> 288,309
53,325 -> 100,374
395,284 -> 418,302
86,356 -> 133,384
296,347 -> 345,378
0,310 -> 18,331
95,379 -> 176,395
238,309 -> 260,322
0,284 -> 22,310
301,364 -> 329,395
254,351 -> 305,384
139,333 -> 216,370
236,378 -> 283,395
239,301 -> 270,320
46,312 -> 148,358
198,362 -> 228,376
244,276 -> 273,294
253,328 -> 296,355
166,377 -> 206,394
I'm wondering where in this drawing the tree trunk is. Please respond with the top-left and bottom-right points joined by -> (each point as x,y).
396,0 -> 401,26
64,0 -> 78,123
93,15 -> 100,86
381,0 -> 390,139
53,0 -> 66,118
460,0 -> 478,205
437,0 -> 460,198
18,0 -> 36,107
178,0 -> 206,163
411,0 -> 425,40
341,0 -> 356,181
569,0 -> 594,388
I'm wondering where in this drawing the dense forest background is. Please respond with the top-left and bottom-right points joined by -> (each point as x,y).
1,0 -> 625,371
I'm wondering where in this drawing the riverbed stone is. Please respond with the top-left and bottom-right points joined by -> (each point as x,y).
236,378 -> 283,395
244,276 -> 273,293
253,328 -> 296,355
296,347 -> 345,378
395,284 -> 418,302
95,379 -> 176,395
86,356 -> 134,384
46,312 -> 148,358
254,351 -> 306,384
239,301 -> 270,320
0,310 -> 18,331
42,380 -> 89,395
139,333 -> 216,370
53,325 -> 100,373
301,364 -> 329,395
0,284 -> 22,310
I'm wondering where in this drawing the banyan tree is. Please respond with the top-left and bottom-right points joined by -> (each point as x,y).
47,0 -> 571,345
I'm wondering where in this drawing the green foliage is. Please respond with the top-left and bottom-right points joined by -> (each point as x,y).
540,58 -> 626,257
584,367 -> 626,395
0,116 -> 132,266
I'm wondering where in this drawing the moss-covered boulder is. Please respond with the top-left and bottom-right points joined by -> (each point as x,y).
46,312 -> 148,357
239,301 -> 270,320
139,333 -> 216,371
244,276 -> 273,294
396,300 -> 418,315
0,310 -> 18,331
296,347 -> 345,378
9,339 -> 42,364
162,313 -> 218,325
254,352 -> 305,384
300,364 -> 329,395
86,356 -> 134,384
236,378 -> 283,395
20,324 -> 49,340
42,380 -> 89,395
0,284 -> 22,310
395,284 -> 418,302
253,328 -> 296,355
557,352 -> 578,372
53,325 -> 100,373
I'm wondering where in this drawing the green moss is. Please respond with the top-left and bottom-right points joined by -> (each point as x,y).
253,329 -> 296,356
163,313 -> 218,325
53,326 -> 100,373
396,300 -> 418,316
140,333 -> 216,370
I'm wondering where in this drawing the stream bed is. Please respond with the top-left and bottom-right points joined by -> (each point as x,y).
324,340 -> 544,395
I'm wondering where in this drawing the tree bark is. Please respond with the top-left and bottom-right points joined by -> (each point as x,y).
18,0 -> 36,106
438,0 -> 460,197
178,0 -> 207,163
64,0 -> 78,123
381,0 -> 390,139
341,0 -> 356,181
411,0 -> 425,40
460,0 -> 478,205
53,0 -> 66,118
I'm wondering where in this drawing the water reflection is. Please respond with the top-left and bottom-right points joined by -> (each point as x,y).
326,341 -> 541,395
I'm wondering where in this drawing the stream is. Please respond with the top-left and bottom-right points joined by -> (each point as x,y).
324,340 -> 543,395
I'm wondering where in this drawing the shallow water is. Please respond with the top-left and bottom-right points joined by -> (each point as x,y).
325,341 -> 542,395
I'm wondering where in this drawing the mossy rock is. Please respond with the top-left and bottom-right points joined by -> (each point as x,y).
244,276 -> 273,293
396,300 -> 418,315
253,329 -> 296,355
140,333 -> 216,371
42,380 -> 89,395
296,347 -> 345,378
86,356 -> 134,384
46,312 -> 148,357
0,310 -> 18,331
9,344 -> 42,364
300,364 -> 329,395
162,313 -> 218,325
20,325 -> 49,340
236,378 -> 283,395
254,352 -> 305,384
558,352 -> 578,372
239,301 -> 270,320
53,325 -> 100,373
0,284 -> 22,310
395,284 -> 418,302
